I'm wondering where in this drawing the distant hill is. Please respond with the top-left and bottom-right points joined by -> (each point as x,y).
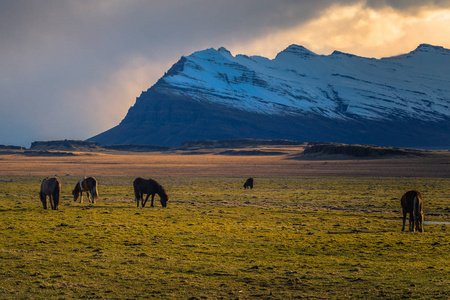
0,145 -> 23,150
300,142 -> 424,158
89,43 -> 450,148
30,140 -> 102,151
103,144 -> 171,152
178,139 -> 305,150
28,140 -> 170,152
2,139 -> 438,159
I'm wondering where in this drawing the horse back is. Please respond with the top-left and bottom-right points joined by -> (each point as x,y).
41,177 -> 60,195
86,176 -> 97,185
247,178 -> 254,186
82,177 -> 97,190
401,190 -> 423,212
133,177 -> 158,194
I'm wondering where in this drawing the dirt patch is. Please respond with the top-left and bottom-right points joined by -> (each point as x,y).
23,150 -> 76,157
218,150 -> 287,156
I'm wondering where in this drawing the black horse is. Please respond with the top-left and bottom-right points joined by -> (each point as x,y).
401,190 -> 424,232
244,178 -> 254,189
133,177 -> 169,208
40,177 -> 61,210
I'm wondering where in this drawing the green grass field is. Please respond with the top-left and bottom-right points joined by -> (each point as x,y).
1,175 -> 449,299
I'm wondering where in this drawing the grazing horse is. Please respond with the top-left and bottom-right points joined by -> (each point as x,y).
244,178 -> 254,189
133,177 -> 169,208
401,190 -> 424,232
40,177 -> 61,210
72,177 -> 98,203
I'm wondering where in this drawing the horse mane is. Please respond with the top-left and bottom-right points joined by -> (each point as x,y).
157,184 -> 169,201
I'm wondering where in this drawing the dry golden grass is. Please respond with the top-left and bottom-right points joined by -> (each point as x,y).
0,149 -> 448,177
1,148 -> 449,299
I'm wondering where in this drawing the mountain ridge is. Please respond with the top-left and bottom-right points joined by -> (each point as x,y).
89,44 -> 450,147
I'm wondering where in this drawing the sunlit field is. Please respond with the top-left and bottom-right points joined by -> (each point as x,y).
0,152 -> 449,299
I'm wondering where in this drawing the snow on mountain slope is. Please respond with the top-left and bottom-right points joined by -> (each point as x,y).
89,44 -> 450,147
160,43 -> 450,121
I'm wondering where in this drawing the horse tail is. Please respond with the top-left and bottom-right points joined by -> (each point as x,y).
413,194 -> 422,231
133,179 -> 140,202
39,190 -> 46,209
52,181 -> 61,210
92,180 -> 98,199
413,195 -> 419,215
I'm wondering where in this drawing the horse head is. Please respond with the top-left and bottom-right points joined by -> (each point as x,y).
158,186 -> 169,208
72,186 -> 80,202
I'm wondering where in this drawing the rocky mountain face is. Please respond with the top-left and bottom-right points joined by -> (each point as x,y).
89,44 -> 450,148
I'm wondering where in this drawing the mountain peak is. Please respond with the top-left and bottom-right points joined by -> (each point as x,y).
330,50 -> 358,58
411,43 -> 450,55
218,47 -> 232,56
276,44 -> 317,59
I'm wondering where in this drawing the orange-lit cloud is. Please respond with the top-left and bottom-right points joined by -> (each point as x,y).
230,3 -> 450,58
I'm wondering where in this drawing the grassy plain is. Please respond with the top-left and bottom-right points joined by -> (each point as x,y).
0,150 -> 449,299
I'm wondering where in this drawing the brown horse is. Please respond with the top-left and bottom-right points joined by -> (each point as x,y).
401,190 -> 424,232
244,178 -> 254,189
40,177 -> 61,210
133,177 -> 169,208
72,177 -> 98,203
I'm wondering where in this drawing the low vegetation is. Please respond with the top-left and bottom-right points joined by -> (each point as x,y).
179,139 -> 306,150
1,175 -> 449,299
303,143 -> 424,158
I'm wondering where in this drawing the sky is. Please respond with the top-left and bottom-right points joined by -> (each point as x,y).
1,0 -> 450,147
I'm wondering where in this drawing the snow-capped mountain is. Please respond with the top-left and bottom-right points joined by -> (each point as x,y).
90,44 -> 450,147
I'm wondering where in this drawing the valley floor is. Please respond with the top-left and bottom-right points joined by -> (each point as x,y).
0,148 -> 449,177
0,151 -> 449,299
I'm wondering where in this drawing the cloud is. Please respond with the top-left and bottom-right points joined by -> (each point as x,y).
1,0 -> 449,146
234,2 -> 450,58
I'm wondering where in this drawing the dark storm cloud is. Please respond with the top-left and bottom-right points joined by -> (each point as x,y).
0,0 -> 449,146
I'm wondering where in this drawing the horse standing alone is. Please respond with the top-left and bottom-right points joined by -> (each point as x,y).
72,177 -> 98,203
244,178 -> 254,189
401,190 -> 424,232
133,177 -> 169,208
40,177 -> 61,210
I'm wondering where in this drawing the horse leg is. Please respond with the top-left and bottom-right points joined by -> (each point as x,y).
151,194 -> 155,207
409,212 -> 415,232
414,213 -> 420,233
136,192 -> 143,207
401,209 -> 407,231
86,191 -> 91,203
49,195 -> 54,210
41,193 -> 48,209
143,194 -> 151,207
90,189 -> 95,204
418,213 -> 424,232
415,211 -> 423,232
